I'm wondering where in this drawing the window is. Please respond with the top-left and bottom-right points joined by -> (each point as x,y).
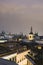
20,59 -> 21,62
14,56 -> 16,62
12,57 -> 14,61
9,58 -> 11,61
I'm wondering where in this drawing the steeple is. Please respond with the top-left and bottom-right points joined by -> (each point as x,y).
29,26 -> 33,34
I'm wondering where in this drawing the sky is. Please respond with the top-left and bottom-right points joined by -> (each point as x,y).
0,0 -> 43,35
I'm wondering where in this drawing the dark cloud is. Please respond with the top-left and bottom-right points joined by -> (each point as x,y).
0,0 -> 43,5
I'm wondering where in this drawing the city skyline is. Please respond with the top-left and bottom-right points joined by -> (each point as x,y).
0,0 -> 43,35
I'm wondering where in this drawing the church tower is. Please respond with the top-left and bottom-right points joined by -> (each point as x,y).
28,26 -> 34,41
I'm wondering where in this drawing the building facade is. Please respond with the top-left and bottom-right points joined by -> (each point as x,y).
1,50 -> 31,65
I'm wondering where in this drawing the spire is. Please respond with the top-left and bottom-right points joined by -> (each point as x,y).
29,26 -> 33,34
31,26 -> 32,33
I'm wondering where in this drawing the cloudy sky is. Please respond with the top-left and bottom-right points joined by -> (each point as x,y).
0,0 -> 43,35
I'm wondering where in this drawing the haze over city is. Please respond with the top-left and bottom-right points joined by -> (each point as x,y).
0,0 -> 43,35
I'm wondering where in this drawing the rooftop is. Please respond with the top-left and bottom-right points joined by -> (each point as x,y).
0,42 -> 27,57
0,58 -> 18,65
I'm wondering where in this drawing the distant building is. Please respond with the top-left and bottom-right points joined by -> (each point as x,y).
27,26 -> 42,41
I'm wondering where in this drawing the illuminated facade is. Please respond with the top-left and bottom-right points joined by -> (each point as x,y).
1,50 -> 30,65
